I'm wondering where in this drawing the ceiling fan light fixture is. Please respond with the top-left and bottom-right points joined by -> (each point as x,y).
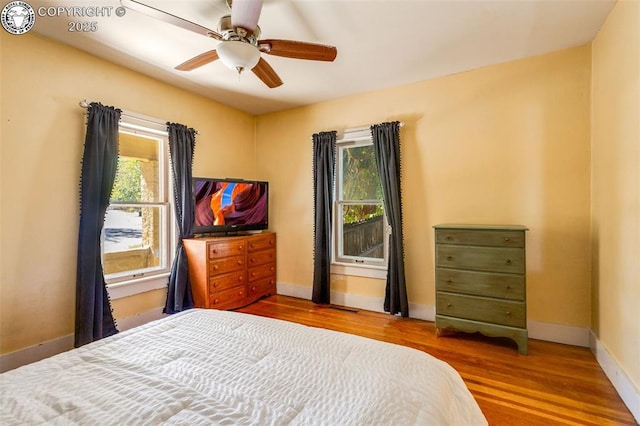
217,40 -> 260,74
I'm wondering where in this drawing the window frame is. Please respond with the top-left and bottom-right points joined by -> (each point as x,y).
103,117 -> 176,300
331,127 -> 388,278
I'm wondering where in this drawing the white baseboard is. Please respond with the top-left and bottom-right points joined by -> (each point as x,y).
277,282 -> 590,346
527,320 -> 591,347
330,291 -> 385,313
0,307 -> 166,373
277,281 -> 312,300
0,333 -> 74,373
277,282 -> 437,318
590,332 -> 640,423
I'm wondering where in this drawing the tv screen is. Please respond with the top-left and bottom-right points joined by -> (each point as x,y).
193,177 -> 268,235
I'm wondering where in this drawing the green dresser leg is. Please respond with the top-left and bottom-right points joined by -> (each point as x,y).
513,329 -> 528,355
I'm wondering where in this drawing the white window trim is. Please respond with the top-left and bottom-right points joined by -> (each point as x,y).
330,262 -> 387,280
104,113 -> 176,299
107,273 -> 170,300
331,126 -> 388,276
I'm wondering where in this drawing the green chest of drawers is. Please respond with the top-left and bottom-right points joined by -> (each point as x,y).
434,224 -> 528,354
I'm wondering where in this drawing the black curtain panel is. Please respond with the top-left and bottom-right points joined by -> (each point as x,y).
164,122 -> 197,314
312,131 -> 337,305
371,122 -> 409,317
75,102 -> 120,347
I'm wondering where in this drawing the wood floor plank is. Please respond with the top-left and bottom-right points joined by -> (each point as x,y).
236,295 -> 636,425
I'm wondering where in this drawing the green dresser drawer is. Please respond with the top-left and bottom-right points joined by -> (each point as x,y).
437,292 -> 526,328
436,245 -> 525,274
436,269 -> 525,300
435,228 -> 525,248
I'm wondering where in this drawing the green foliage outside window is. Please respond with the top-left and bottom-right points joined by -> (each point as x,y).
111,157 -> 142,202
343,205 -> 383,224
342,145 -> 383,224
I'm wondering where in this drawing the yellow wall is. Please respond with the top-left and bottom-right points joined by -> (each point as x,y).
0,32 -> 256,354
257,45 -> 592,327
591,0 -> 640,395
111,290 -> 166,321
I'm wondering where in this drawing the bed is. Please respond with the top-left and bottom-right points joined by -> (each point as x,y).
1,309 -> 487,425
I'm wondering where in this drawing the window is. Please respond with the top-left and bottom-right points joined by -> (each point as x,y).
102,122 -> 174,295
333,128 -> 387,274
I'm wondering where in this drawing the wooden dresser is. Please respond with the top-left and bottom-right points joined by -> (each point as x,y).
433,224 -> 528,354
184,232 -> 277,310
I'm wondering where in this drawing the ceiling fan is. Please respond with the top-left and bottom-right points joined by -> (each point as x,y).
120,0 -> 338,88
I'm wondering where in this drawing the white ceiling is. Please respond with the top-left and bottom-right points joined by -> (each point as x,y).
29,0 -> 615,115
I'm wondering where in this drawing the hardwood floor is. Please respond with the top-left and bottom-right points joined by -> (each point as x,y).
237,295 -> 636,425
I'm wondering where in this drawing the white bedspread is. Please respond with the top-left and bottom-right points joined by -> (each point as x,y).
1,309 -> 487,425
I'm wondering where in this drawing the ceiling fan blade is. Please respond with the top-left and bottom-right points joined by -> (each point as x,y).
231,0 -> 264,34
252,57 -> 283,88
175,50 -> 220,71
258,39 -> 337,62
121,0 -> 222,40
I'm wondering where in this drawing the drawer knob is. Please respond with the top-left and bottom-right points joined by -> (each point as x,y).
506,259 -> 512,265
446,279 -> 453,284
506,311 -> 512,317
506,285 -> 512,290
446,256 -> 453,261
447,303 -> 453,309
213,299 -> 219,304
213,282 -> 218,288
212,249 -> 218,254
504,237 -> 511,242
213,265 -> 219,270
237,260 -> 243,265
251,286 -> 257,291
238,245 -> 244,251
238,291 -> 244,296
238,276 -> 244,281
445,236 -> 452,240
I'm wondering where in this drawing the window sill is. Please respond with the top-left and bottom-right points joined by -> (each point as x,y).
331,263 -> 387,280
106,273 -> 169,300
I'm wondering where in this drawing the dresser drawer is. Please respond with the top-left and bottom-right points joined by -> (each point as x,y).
248,262 -> 276,283
437,292 -> 526,328
436,245 -> 525,274
436,269 -> 525,300
435,228 -> 525,248
209,255 -> 245,275
248,276 -> 277,297
247,233 -> 276,252
209,286 -> 246,309
208,240 -> 246,259
248,249 -> 276,267
209,271 -> 246,292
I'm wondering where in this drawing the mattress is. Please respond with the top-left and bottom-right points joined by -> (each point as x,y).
1,309 -> 487,425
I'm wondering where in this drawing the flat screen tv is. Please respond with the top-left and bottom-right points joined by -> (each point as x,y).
193,177 -> 269,235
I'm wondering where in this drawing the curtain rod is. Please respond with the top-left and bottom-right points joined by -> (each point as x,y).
79,100 -> 199,134
310,122 -> 404,141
